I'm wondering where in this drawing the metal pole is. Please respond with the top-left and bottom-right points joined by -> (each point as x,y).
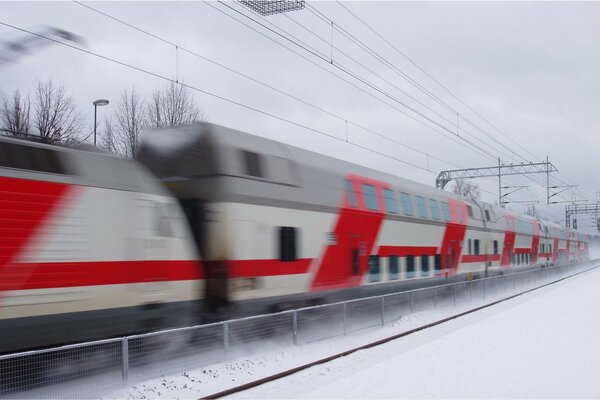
498,157 -> 502,206
343,302 -> 347,336
453,284 -> 456,307
381,297 -> 385,327
546,155 -> 550,205
223,321 -> 229,357
469,280 -> 472,302
293,310 -> 298,345
94,104 -> 97,147
121,337 -> 129,385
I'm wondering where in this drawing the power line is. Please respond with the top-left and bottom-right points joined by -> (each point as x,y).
75,1 -> 524,194
214,1 -> 506,163
0,20 -> 460,179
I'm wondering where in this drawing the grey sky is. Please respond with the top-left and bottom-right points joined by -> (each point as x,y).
1,1 -> 599,230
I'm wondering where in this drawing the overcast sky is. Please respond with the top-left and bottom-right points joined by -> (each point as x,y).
2,1 -> 600,230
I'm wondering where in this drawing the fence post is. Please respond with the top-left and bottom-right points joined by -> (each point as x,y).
121,337 -> 129,386
381,296 -> 385,327
453,284 -> 456,307
293,310 -> 298,345
223,321 -> 229,358
469,280 -> 472,302
343,302 -> 347,336
483,279 -> 486,300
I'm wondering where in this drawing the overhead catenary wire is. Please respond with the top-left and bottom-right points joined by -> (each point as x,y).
334,1 -> 590,205
0,20 -> 467,181
213,1 -> 557,204
213,1 -> 506,163
70,1 -> 527,200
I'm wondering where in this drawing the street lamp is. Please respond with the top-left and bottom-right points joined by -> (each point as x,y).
93,99 -> 109,147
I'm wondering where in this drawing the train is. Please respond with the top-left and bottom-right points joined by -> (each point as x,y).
0,122 -> 591,353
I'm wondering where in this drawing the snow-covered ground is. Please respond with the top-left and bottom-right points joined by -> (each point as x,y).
233,266 -> 600,399
103,265 -> 600,399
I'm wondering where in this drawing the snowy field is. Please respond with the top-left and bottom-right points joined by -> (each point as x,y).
103,265 -> 600,399
234,266 -> 600,399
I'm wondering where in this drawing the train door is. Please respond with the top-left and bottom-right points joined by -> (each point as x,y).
446,241 -> 457,272
349,234 -> 366,277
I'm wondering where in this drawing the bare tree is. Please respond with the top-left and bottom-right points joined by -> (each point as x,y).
99,116 -> 124,155
1,89 -> 31,136
34,79 -> 83,143
106,87 -> 147,157
452,178 -> 481,200
147,81 -> 203,128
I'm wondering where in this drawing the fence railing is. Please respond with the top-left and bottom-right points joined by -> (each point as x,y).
1,261 -> 597,399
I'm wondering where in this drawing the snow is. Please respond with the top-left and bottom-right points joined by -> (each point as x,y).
101,264 -> 600,399
233,266 -> 600,399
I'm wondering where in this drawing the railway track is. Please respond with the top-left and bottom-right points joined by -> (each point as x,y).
202,264 -> 598,399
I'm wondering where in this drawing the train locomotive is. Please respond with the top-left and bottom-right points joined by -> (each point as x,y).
0,122 -> 590,353
0,136 -> 202,353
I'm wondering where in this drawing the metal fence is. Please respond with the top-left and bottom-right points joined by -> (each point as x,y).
1,261 -> 596,398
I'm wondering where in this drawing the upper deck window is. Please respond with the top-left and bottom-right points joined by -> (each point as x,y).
429,199 -> 441,220
416,196 -> 428,218
241,150 -> 264,178
345,179 -> 357,207
441,202 -> 451,221
383,189 -> 398,214
362,184 -> 379,211
400,192 -> 414,216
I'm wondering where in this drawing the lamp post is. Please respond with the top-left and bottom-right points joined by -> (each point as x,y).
93,99 -> 109,147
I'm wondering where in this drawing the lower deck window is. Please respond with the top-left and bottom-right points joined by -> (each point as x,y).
421,255 -> 429,276
434,254 -> 442,273
389,256 -> 399,280
406,255 -> 415,278
368,255 -> 380,282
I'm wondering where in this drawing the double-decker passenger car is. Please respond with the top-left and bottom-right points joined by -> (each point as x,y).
137,123 -> 589,315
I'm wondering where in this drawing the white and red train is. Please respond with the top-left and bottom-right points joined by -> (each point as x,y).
0,123 -> 590,353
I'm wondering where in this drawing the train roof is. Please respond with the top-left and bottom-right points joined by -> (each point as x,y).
138,123 -> 584,236
0,134 -> 163,194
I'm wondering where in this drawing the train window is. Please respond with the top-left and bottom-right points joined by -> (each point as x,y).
421,255 -> 429,276
345,179 -> 357,207
549,244 -> 552,253
383,188 -> 398,214
434,254 -> 442,273
429,199 -> 441,220
415,196 -> 428,218
441,202 -> 451,221
368,255 -> 380,282
400,192 -> 414,216
493,240 -> 499,255
485,210 -> 491,221
279,227 -> 297,262
466,205 -> 474,218
474,239 -> 480,255
241,150 -> 264,178
456,207 -> 465,224
406,255 -> 415,278
468,239 -> 472,255
362,184 -> 379,211
389,256 -> 399,280
0,141 -> 67,174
